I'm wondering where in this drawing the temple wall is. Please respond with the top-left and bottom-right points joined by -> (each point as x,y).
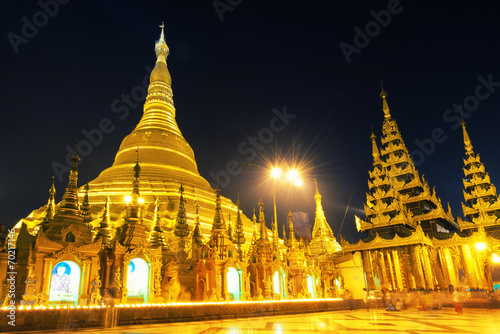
338,252 -> 365,299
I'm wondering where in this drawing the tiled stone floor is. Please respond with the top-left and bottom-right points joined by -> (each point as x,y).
6,308 -> 500,333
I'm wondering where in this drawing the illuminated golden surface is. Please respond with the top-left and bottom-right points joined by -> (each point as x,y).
9,308 -> 500,334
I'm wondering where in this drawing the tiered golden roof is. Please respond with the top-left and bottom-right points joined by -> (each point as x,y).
457,120 -> 500,230
358,84 -> 457,235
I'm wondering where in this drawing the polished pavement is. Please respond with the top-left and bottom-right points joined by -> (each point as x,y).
6,307 -> 500,334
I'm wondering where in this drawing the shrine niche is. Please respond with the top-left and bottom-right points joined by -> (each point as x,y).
49,261 -> 80,305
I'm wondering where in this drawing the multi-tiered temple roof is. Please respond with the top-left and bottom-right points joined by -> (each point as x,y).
357,84 -> 458,238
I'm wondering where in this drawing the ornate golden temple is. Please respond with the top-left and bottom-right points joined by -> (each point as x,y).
1,27 -> 499,309
343,86 -> 500,294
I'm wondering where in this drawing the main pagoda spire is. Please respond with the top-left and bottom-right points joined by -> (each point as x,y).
95,22 -> 208,187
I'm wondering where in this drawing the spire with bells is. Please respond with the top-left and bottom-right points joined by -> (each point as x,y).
40,176 -> 56,232
258,198 -> 268,240
233,196 -> 246,245
150,196 -> 167,248
174,184 -> 190,238
211,185 -> 226,231
310,179 -> 341,253
94,196 -> 112,248
80,182 -> 92,224
460,119 -> 500,226
192,201 -> 204,246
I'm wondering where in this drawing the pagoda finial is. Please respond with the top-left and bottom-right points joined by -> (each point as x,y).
60,143 -> 80,211
314,178 -> 321,202
380,81 -> 391,119
461,118 -> 474,153
155,21 -> 169,62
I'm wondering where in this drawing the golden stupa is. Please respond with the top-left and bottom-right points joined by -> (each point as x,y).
22,24 -> 254,247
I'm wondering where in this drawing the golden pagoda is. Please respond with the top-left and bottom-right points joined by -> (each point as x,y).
0,25 -> 347,308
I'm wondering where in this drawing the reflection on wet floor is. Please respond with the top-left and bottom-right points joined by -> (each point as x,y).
6,307 -> 500,334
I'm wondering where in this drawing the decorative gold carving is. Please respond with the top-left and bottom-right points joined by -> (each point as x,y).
60,225 -> 82,238
53,243 -> 86,262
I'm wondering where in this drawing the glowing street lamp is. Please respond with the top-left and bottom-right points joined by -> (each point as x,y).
287,169 -> 300,183
475,242 -> 487,251
271,167 -> 282,179
269,165 -> 303,236
124,195 -> 132,204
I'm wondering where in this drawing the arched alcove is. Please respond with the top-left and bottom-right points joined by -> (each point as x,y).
273,271 -> 280,295
49,260 -> 81,305
307,275 -> 315,298
226,267 -> 240,301
127,258 -> 149,303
